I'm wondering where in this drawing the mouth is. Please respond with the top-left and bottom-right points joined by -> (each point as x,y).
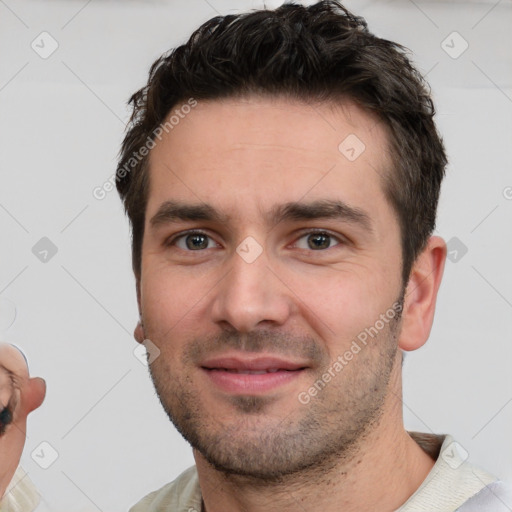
209,368 -> 296,374
201,355 -> 308,394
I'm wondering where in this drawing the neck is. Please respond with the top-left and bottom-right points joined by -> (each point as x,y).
194,369 -> 435,512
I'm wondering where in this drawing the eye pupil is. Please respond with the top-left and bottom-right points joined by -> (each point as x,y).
307,233 -> 330,250
186,234 -> 208,250
179,232 -> 336,251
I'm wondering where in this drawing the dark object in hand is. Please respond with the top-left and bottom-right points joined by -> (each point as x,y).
0,405 -> 13,436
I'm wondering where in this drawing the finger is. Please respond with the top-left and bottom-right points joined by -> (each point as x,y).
24,377 -> 46,415
0,344 -> 29,381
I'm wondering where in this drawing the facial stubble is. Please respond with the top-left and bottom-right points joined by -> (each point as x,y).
147,300 -> 402,483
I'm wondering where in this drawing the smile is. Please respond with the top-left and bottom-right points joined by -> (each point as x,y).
200,355 -> 308,394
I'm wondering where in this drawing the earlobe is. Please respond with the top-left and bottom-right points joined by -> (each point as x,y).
398,236 -> 447,352
134,321 -> 145,344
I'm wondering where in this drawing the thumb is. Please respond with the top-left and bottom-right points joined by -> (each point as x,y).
23,377 -> 46,415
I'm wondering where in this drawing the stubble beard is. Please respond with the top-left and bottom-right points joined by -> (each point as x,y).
147,301 -> 402,483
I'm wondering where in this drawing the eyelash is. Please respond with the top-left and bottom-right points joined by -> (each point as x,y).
166,229 -> 346,251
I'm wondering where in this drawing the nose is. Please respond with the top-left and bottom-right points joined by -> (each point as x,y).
209,245 -> 293,333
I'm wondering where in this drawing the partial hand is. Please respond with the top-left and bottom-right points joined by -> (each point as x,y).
0,344 -> 46,498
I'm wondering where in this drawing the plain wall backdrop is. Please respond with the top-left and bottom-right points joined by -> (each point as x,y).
1,0 -> 511,510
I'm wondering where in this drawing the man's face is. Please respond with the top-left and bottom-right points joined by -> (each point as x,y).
138,96 -> 405,479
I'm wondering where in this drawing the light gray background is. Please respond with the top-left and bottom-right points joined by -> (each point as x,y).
1,0 -> 511,510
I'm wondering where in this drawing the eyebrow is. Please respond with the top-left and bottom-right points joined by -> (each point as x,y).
269,199 -> 373,233
150,201 -> 229,227
149,199 -> 373,233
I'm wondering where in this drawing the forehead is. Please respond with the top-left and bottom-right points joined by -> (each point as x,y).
146,96 -> 393,228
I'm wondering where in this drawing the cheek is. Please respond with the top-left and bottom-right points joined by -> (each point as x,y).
141,264 -> 213,338
284,269 -> 394,352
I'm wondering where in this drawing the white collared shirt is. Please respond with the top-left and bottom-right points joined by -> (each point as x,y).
129,433 -> 512,512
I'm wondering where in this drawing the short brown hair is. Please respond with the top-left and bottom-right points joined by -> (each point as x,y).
116,0 -> 447,285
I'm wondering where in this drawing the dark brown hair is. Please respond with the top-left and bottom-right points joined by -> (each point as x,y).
116,0 -> 447,286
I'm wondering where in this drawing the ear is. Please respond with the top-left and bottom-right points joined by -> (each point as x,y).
134,278 -> 145,345
398,236 -> 446,351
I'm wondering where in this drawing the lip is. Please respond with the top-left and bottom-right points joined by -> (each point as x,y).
201,354 -> 308,394
201,355 -> 307,371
